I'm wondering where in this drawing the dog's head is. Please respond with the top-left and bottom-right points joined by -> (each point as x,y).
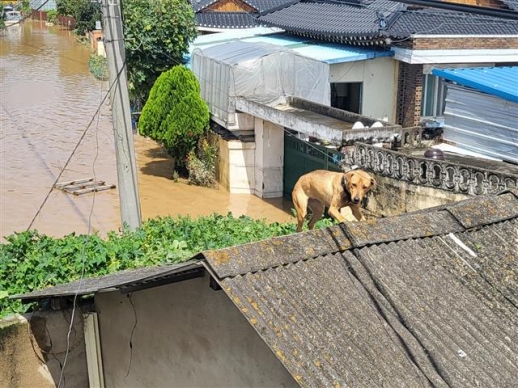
343,170 -> 376,205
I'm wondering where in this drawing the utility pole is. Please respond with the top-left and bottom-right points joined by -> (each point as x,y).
102,0 -> 142,230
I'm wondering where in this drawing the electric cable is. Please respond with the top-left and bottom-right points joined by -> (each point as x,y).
56,52 -> 108,388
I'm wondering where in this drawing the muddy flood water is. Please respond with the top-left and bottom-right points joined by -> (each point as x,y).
0,21 -> 294,241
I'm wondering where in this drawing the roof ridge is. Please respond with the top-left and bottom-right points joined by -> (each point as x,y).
203,192 -> 518,278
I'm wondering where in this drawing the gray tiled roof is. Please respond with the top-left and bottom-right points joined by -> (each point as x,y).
388,9 -> 518,38
246,0 -> 299,13
191,0 -> 297,14
259,0 -> 401,39
502,0 -> 518,11
196,12 -> 260,29
258,0 -> 518,40
190,0 -> 296,28
190,0 -> 219,12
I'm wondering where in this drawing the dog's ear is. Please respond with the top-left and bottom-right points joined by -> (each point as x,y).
370,177 -> 377,191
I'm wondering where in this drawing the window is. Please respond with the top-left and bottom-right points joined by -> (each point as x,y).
421,74 -> 447,117
331,82 -> 362,114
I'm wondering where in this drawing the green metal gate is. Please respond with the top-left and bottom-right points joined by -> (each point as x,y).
283,133 -> 343,197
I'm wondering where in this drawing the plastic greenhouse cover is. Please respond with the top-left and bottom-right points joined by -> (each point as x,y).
191,41 -> 330,124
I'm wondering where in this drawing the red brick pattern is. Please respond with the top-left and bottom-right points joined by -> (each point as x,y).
396,63 -> 423,127
412,37 -> 518,50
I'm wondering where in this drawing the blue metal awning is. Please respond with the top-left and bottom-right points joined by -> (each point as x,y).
432,67 -> 518,103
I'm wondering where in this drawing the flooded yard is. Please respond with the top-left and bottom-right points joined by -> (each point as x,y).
0,21 -> 294,241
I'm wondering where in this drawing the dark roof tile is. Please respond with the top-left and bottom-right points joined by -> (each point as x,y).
196,12 -> 260,29
259,1 -> 400,39
190,0 -> 219,12
502,0 -> 518,11
388,9 -> 518,38
350,235 -> 518,386
245,0 -> 299,13
258,0 -> 518,40
191,0 -> 297,13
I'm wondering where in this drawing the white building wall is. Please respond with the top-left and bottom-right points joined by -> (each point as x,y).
254,118 -> 284,198
96,275 -> 297,387
329,56 -> 397,123
228,140 -> 256,194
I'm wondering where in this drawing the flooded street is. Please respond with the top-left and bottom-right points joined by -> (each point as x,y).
0,21 -> 294,240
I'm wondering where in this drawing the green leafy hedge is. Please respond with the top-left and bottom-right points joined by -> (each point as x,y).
122,0 -> 197,105
0,213 -> 334,317
88,54 -> 108,80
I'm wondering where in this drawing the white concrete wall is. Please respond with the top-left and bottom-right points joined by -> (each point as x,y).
254,118 -> 284,198
95,275 -> 297,388
228,140 -> 256,194
329,57 -> 397,123
368,174 -> 470,217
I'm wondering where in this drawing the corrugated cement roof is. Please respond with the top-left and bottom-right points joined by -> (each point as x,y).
204,192 -> 517,277
218,217 -> 518,387
432,67 -> 518,103
205,191 -> 518,387
13,261 -> 203,300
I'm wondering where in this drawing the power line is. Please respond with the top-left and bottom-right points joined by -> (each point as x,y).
26,63 -> 125,232
57,56 -> 109,388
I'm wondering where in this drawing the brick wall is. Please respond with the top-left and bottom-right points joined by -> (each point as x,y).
412,37 -> 518,50
396,63 -> 423,127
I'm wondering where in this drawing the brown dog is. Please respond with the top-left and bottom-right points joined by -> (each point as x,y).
292,169 -> 376,232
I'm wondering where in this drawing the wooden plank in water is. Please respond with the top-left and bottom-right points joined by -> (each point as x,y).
69,184 -> 116,196
63,181 -> 106,191
55,178 -> 116,196
55,177 -> 94,188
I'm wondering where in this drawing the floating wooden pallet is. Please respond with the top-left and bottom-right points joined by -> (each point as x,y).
55,178 -> 116,196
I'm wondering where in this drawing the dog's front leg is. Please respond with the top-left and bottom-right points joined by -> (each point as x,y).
350,205 -> 365,221
328,206 -> 346,224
